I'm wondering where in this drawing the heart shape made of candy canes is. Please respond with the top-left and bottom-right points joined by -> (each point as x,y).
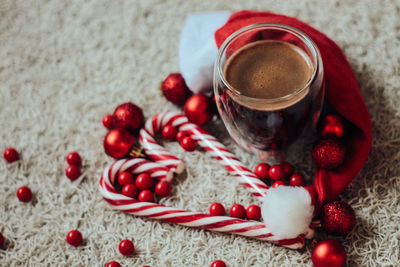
99,112 -> 315,249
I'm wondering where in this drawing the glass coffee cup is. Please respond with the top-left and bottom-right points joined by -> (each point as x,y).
213,23 -> 324,160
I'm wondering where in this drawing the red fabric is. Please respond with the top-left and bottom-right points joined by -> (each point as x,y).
215,11 -> 372,205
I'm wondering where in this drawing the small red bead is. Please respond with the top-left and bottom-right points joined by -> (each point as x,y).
272,180 -> 286,188
155,181 -> 172,197
0,232 -> 4,247
162,125 -> 178,140
105,261 -> 121,267
66,152 -> 82,166
16,186 -> 32,202
246,205 -> 261,220
118,172 -> 134,186
176,131 -> 190,142
229,204 -> 246,219
102,114 -> 115,130
66,230 -> 83,247
122,184 -> 138,198
268,165 -> 284,180
180,136 -> 197,152
280,162 -> 293,178
138,190 -> 155,202
135,173 -> 153,190
65,165 -> 81,181
3,147 -> 19,163
289,173 -> 305,186
254,163 -> 270,180
210,260 -> 226,267
119,239 -> 135,256
209,202 -> 225,216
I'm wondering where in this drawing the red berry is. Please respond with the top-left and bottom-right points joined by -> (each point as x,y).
155,181 -> 172,197
118,172 -> 134,186
65,165 -> 81,181
209,202 -> 225,216
176,131 -> 189,142
272,180 -> 286,188
3,147 -> 19,163
0,232 -> 4,247
254,163 -> 270,180
16,186 -> 32,202
229,204 -> 246,219
268,165 -> 284,180
246,205 -> 261,220
118,239 -> 135,256
280,162 -> 293,178
66,152 -> 82,166
66,230 -> 83,247
135,173 -> 153,190
289,173 -> 305,186
210,260 -> 226,267
180,136 -> 197,152
105,261 -> 121,267
162,125 -> 177,140
161,73 -> 190,105
138,190 -> 155,202
102,114 -> 115,130
122,184 -> 138,198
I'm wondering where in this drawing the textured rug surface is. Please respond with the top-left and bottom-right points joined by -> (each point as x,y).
0,0 -> 399,266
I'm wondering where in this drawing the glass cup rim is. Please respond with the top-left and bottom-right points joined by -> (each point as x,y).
215,23 -> 322,104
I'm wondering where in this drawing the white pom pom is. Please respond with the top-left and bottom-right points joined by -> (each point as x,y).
261,186 -> 314,239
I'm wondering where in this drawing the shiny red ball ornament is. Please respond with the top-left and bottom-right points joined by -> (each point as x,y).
0,232 -> 4,247
180,136 -> 197,152
104,128 -> 135,159
246,205 -> 261,220
113,102 -> 144,131
184,94 -> 214,125
210,260 -> 226,267
268,165 -> 284,180
135,173 -> 153,190
312,239 -> 346,267
138,190 -> 155,202
155,181 -> 172,197
102,114 -> 115,130
66,230 -> 83,247
66,151 -> 82,166
312,136 -> 346,169
176,131 -> 190,142
65,165 -> 81,181
105,261 -> 121,267
229,204 -> 246,219
118,172 -> 134,186
289,173 -> 305,187
161,73 -> 191,105
122,184 -> 139,198
118,239 -> 135,256
3,147 -> 19,163
272,180 -> 286,188
254,163 -> 270,181
321,201 -> 356,235
209,202 -> 225,216
162,125 -> 178,140
321,114 -> 345,138
280,162 -> 293,178
16,186 -> 32,202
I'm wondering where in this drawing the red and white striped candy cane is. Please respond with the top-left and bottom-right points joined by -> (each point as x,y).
99,159 -> 306,249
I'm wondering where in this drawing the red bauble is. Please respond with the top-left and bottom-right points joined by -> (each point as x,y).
289,173 -> 305,187
138,190 -> 155,202
176,131 -> 189,142
118,239 -> 135,256
104,128 -> 135,159
16,186 -> 32,202
3,147 -> 19,163
280,162 -> 293,178
180,136 -> 197,152
268,165 -> 284,180
102,114 -> 116,130
105,261 -> 121,267
118,172 -> 134,186
312,239 -> 346,267
254,163 -> 270,181
66,152 -> 82,166
272,180 -> 286,188
246,205 -> 261,220
321,114 -> 344,138
210,260 -> 226,267
113,102 -> 144,131
0,232 -> 4,247
122,184 -> 138,198
161,73 -> 190,105
312,136 -> 346,169
321,201 -> 356,235
65,165 -> 81,181
209,202 -> 225,216
162,125 -> 177,140
135,173 -> 153,190
66,230 -> 83,247
184,94 -> 214,125
229,204 -> 246,219
155,181 -> 172,197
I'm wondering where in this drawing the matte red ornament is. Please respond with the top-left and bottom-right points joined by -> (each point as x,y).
0,232 -> 4,247
118,172 -> 134,186
210,260 -> 226,267
135,173 -> 153,190
105,261 -> 121,267
254,163 -> 270,181
102,114 -> 115,130
3,147 -> 19,163
176,131 -> 189,142
113,102 -> 144,131
289,173 -> 305,187
272,180 -> 286,188
209,202 -> 225,216
268,165 -> 284,180
246,205 -> 261,220
66,152 -> 82,166
161,73 -> 191,105
138,190 -> 155,202
66,230 -> 83,247
312,239 -> 346,267
65,165 -> 81,181
321,201 -> 356,235
162,125 -> 177,140
118,239 -> 135,256
229,204 -> 246,219
16,186 -> 32,202
321,114 -> 345,138
312,136 -> 346,169
122,184 -> 138,198
104,128 -> 135,159
184,94 -> 214,125
155,181 -> 172,197
280,162 -> 293,178
180,136 -> 197,152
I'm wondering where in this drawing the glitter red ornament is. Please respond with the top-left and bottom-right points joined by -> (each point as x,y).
321,201 -> 356,235
320,114 -> 345,138
254,163 -> 270,181
104,128 -> 135,159
268,165 -> 284,180
3,147 -> 19,163
135,173 -> 153,190
118,239 -> 135,256
155,181 -> 172,197
184,94 -> 214,125
229,204 -> 246,219
102,114 -> 115,130
66,230 -> 83,247
122,184 -> 138,198
66,152 -> 82,166
138,190 -> 155,202
113,102 -> 144,132
312,239 -> 346,267
105,261 -> 121,267
65,165 -> 81,181
312,136 -> 346,169
209,202 -> 225,216
246,205 -> 261,220
289,173 -> 305,187
16,186 -> 32,202
210,260 -> 226,267
161,73 -> 190,105
180,136 -> 197,151
162,125 -> 177,140
118,172 -> 134,186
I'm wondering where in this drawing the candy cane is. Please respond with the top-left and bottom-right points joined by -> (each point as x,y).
99,159 -> 306,249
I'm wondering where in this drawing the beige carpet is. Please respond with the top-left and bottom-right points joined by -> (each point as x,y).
0,0 -> 399,266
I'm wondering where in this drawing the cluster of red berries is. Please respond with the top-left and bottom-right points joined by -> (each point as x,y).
254,161 -> 305,188
162,125 -> 197,152
209,202 -> 261,221
65,151 -> 82,181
